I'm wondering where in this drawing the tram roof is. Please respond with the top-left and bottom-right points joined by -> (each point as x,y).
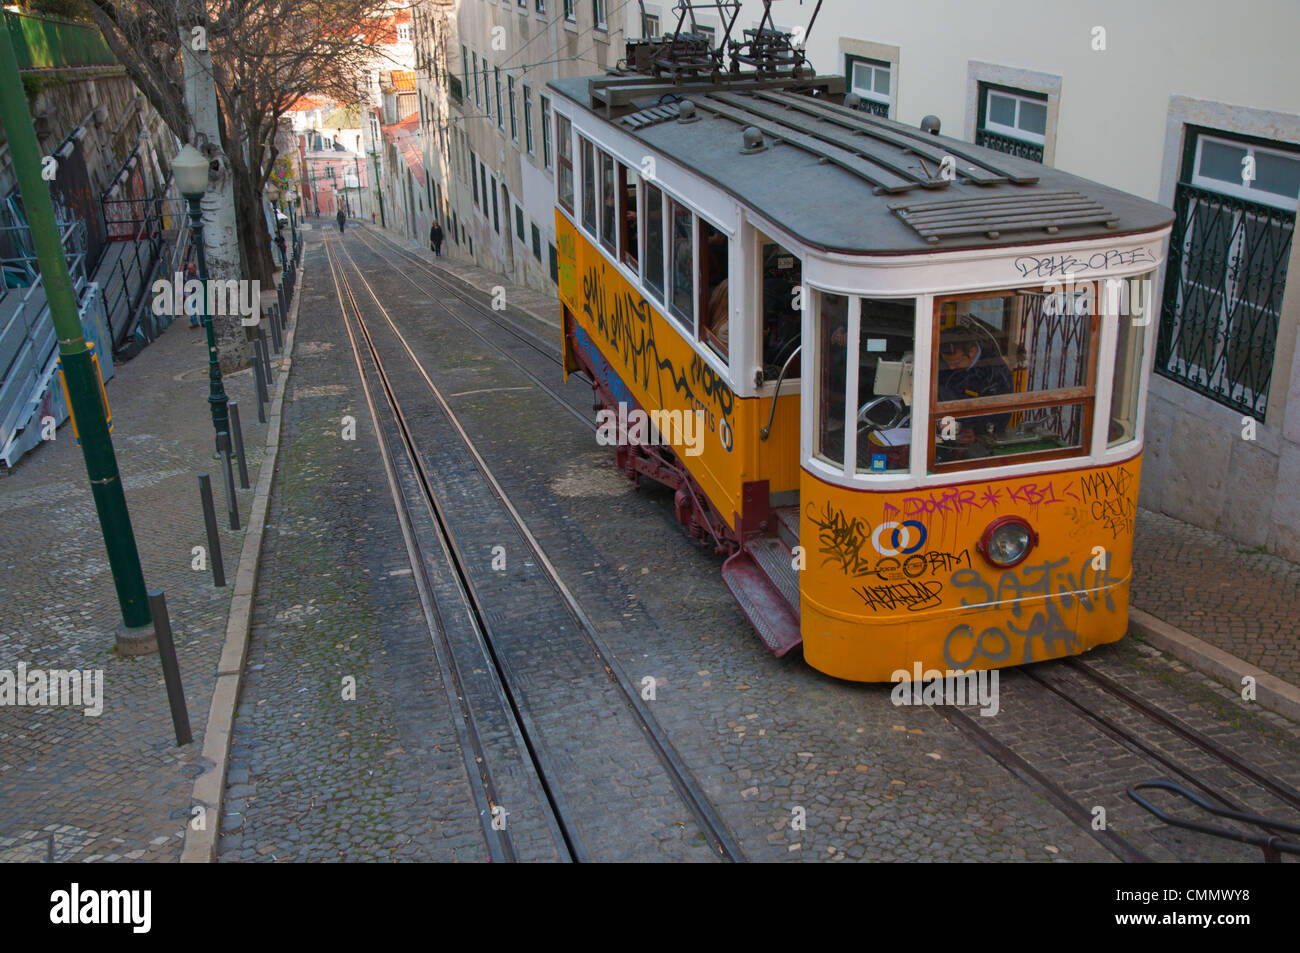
548,75 -> 1174,256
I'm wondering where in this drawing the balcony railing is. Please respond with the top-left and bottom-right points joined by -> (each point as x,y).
975,128 -> 1044,163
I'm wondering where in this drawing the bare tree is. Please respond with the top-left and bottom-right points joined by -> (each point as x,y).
75,0 -> 387,362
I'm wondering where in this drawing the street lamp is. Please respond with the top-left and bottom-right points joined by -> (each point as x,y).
173,143 -> 230,456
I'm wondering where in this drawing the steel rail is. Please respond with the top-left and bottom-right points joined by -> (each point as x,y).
332,236 -> 749,862
325,237 -> 580,862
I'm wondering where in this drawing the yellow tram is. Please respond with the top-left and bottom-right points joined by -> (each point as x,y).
551,34 -> 1173,682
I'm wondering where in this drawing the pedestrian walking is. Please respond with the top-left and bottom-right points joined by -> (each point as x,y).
337,208 -> 346,234
430,220 -> 444,257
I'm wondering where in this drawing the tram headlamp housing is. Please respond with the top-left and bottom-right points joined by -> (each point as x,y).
977,516 -> 1038,569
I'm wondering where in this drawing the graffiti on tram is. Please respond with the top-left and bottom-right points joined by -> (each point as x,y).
580,263 -> 734,445
942,556 -> 1122,668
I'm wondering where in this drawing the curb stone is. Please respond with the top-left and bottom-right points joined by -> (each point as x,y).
1129,607 -> 1300,725
180,261 -> 304,863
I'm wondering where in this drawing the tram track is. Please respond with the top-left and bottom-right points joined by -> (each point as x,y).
334,227 -> 1298,863
352,226 -> 597,433
323,233 -> 748,862
938,656 -> 1300,863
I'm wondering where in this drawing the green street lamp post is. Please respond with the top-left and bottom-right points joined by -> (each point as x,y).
0,27 -> 154,643
174,144 -> 230,457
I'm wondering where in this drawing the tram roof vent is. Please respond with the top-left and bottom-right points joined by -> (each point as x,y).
890,190 -> 1120,244
616,101 -> 683,131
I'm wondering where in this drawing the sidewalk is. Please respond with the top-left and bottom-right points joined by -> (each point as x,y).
366,223 -> 1300,715
0,298 -> 289,861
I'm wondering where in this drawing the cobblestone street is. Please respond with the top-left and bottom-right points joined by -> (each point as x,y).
2,221 -> 1298,866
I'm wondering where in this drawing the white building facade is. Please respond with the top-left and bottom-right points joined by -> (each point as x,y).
410,0 -> 645,290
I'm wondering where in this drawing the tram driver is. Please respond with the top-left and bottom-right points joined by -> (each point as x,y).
936,315 -> 1014,457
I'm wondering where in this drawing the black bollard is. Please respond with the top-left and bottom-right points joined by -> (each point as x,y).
229,401 -> 250,490
217,431 -> 240,530
148,589 -> 192,746
198,473 -> 226,588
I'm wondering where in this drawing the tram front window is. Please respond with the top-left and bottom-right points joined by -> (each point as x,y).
815,293 -> 849,469
931,288 -> 1098,470
815,294 -> 916,474
855,298 -> 915,474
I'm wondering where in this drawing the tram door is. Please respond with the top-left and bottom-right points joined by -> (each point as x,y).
757,235 -> 804,501
760,240 -> 802,380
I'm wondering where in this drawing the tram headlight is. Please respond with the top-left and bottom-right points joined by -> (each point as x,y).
977,516 -> 1038,569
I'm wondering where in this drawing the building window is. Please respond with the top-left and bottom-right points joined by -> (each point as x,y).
523,85 -> 534,155
536,0 -> 546,12
641,13 -> 660,38
495,68 -> 504,130
549,243 -> 559,282
845,54 -> 891,117
508,75 -> 518,141
397,22 -> 410,42
491,178 -> 500,233
472,52 -> 480,107
557,114 -> 573,212
462,45 -> 470,104
471,152 -> 479,207
532,222 -> 542,260
483,63 -> 491,119
564,0 -> 575,22
481,164 -> 490,218
695,24 -> 715,47
976,84 -> 1047,162
1157,128 -> 1300,419
515,203 -> 526,242
541,96 -> 553,169
593,0 -> 607,30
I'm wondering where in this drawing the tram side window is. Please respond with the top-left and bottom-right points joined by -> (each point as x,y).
815,292 -> 849,469
931,287 -> 1098,471
669,199 -> 694,331
761,241 -> 801,377
644,184 -> 666,300
619,164 -> 638,269
599,151 -> 616,254
1108,271 -> 1152,447
699,219 -> 728,360
557,115 -> 574,213
580,137 -> 596,237
855,298 -> 916,475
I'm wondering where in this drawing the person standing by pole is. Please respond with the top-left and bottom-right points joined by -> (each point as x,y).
430,220 -> 444,257
336,208 -> 346,234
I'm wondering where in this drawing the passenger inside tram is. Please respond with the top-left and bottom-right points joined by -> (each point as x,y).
935,315 -> 1015,460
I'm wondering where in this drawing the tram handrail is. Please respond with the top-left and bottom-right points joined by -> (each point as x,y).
1128,779 -> 1300,862
759,344 -> 801,441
